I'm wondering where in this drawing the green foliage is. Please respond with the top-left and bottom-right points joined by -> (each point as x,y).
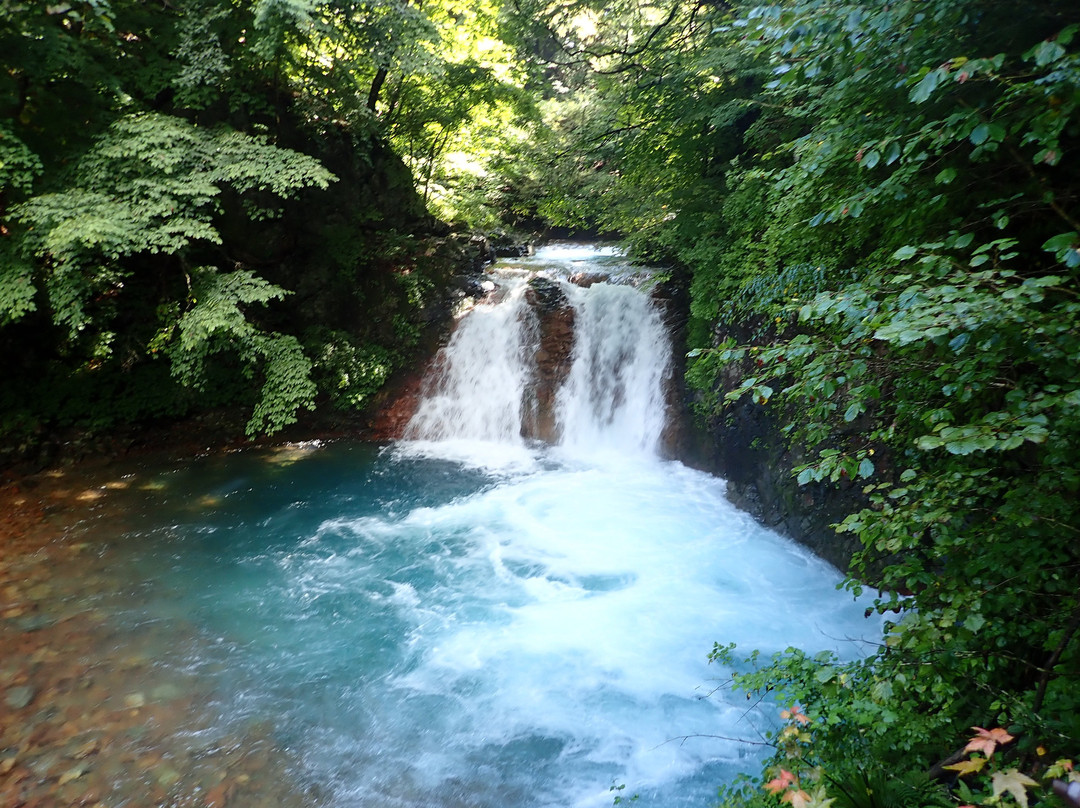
0,122 -> 43,200
0,247 -> 37,325
309,329 -> 397,411
6,111 -> 332,436
15,110 -> 332,328
670,0 -> 1080,801
157,267 -> 316,437
1,0 -> 527,448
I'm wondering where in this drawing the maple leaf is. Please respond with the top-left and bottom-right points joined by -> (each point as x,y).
783,789 -> 812,808
798,786 -> 836,808
945,757 -> 988,776
964,726 -> 1014,758
783,705 -> 811,726
991,769 -> 1038,808
765,769 -> 797,795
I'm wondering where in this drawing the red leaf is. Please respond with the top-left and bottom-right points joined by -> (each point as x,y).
765,769 -> 797,795
964,727 -> 1014,758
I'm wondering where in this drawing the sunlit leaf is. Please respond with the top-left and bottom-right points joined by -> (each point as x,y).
991,769 -> 1038,808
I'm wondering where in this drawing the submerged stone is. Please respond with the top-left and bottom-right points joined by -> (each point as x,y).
5,685 -> 35,709
10,613 -> 53,632
151,683 -> 182,702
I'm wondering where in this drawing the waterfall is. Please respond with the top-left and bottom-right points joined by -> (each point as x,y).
404,251 -> 671,456
404,283 -> 539,445
75,249 -> 877,808
556,282 -> 670,455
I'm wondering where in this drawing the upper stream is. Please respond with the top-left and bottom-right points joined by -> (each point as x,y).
29,245 -> 876,807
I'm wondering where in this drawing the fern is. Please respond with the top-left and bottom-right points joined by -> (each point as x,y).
162,268 -> 317,436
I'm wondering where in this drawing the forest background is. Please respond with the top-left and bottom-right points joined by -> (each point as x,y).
2,1 -> 1078,807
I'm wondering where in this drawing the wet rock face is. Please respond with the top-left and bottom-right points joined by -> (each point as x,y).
524,276 -> 569,312
692,318 -> 865,572
364,367 -> 428,442
522,278 -> 576,443
568,271 -> 609,288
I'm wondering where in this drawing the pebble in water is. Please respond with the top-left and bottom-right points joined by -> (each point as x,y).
0,471 -> 317,808
4,686 -> 35,710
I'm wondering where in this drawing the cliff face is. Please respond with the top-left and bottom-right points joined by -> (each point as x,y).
685,319 -> 866,573
521,278 -> 576,444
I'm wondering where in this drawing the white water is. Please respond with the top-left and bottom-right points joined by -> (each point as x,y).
406,245 -> 671,457
556,282 -> 670,456
405,282 -> 539,447
361,244 -> 878,807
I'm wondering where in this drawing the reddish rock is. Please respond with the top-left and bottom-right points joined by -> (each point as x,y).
522,280 -> 576,443
204,781 -> 233,807
364,367 -> 429,441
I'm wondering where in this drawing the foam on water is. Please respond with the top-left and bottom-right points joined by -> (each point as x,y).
533,244 -> 622,261
228,450 -> 877,808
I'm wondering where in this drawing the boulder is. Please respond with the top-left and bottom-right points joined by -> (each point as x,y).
522,278 -> 575,443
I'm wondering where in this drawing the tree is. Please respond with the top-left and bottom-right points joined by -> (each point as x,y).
691,0 -> 1080,798
1,0 -> 514,446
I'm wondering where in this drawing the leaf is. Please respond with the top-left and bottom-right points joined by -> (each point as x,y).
799,787 -> 835,808
910,69 -> 941,103
945,757 -> 988,776
935,167 -> 957,184
965,727 -> 1014,757
1034,148 -> 1062,166
765,769 -> 797,795
1043,232 -> 1077,255
815,667 -> 836,683
916,434 -> 943,450
893,245 -> 918,260
1030,39 -> 1066,67
870,678 -> 893,702
991,769 -> 1038,808
784,790 -> 813,808
963,612 -> 986,632
970,124 -> 990,145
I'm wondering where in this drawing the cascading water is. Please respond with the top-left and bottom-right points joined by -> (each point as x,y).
404,250 -> 672,456
555,281 -> 670,455
405,281 -> 539,445
72,244 -> 877,808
